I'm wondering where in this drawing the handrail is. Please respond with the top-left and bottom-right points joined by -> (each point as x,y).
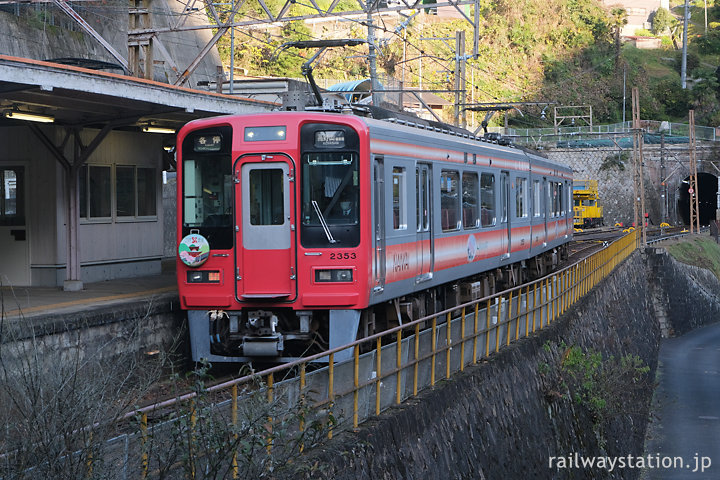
20,230 -> 639,478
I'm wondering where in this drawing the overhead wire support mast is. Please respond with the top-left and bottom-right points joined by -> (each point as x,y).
631,87 -> 647,246
689,110 -> 700,233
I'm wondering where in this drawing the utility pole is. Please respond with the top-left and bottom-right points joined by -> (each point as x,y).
454,30 -> 466,128
129,0 -> 153,79
631,87 -> 647,245
689,110 -> 700,232
622,66 -> 626,127
660,130 -> 666,223
681,0 -> 689,88
229,12 -> 235,94
367,6 -> 380,107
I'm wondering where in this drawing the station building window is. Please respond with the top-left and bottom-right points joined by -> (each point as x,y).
0,167 -> 24,226
80,164 -> 157,220
116,166 -> 157,218
80,165 -> 111,219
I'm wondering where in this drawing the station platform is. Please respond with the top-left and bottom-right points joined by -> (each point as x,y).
1,263 -> 178,322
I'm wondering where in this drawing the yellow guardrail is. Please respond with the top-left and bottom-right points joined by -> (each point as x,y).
84,230 -> 641,477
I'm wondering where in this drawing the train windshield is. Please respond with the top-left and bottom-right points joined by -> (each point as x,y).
300,152 -> 360,247
180,127 -> 233,249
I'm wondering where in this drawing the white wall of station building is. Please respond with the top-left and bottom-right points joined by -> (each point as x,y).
0,126 -> 165,287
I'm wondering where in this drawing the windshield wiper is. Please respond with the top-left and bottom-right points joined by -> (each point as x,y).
312,200 -> 337,244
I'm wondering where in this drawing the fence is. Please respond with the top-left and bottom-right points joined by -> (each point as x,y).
490,121 -> 719,148
3,230 -> 639,478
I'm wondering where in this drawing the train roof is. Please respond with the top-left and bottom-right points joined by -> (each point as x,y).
179,110 -> 571,177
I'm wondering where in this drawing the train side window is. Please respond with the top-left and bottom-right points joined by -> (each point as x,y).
440,170 -> 460,232
533,180 -> 541,217
552,182 -> 562,217
392,167 -> 407,230
516,177 -> 528,218
462,172 -> 479,229
567,181 -> 572,215
480,173 -> 496,227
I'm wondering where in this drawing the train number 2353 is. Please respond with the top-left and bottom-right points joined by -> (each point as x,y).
329,252 -> 356,260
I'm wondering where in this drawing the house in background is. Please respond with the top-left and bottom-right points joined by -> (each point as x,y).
601,0 -> 670,36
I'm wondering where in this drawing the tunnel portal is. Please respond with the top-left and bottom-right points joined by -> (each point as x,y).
677,172 -> 719,226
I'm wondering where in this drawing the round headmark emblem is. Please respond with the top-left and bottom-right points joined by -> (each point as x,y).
179,233 -> 210,267
467,234 -> 477,262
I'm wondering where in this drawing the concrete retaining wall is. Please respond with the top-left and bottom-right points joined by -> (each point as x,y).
646,246 -> 720,336
292,252 -> 662,480
0,293 -> 187,373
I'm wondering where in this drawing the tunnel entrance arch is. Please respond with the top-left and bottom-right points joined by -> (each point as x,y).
677,172 -> 719,226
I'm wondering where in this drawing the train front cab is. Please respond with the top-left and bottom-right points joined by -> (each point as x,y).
177,114 -> 371,363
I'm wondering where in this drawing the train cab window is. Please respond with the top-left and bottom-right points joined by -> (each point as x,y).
462,172 -> 479,229
441,170 -> 460,232
392,167 -> 407,230
480,173 -> 496,227
516,177 -> 528,218
181,126 -> 233,249
299,123 -> 360,248
533,180 -> 541,217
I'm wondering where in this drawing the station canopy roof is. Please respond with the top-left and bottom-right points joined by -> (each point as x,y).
0,54 -> 278,132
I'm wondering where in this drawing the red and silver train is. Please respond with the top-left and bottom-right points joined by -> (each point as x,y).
176,112 -> 573,363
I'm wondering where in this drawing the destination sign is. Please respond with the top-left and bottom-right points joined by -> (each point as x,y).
194,134 -> 223,152
315,130 -> 345,148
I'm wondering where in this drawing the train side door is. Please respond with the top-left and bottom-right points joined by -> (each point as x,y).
565,180 -> 572,235
415,163 -> 433,282
373,156 -> 386,292
543,178 -> 549,245
236,155 -> 296,300
0,165 -> 29,286
500,171 -> 511,259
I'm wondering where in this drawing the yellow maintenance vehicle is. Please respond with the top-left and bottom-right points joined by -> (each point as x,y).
573,179 -> 604,228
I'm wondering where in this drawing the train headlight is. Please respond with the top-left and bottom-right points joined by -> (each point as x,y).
315,269 -> 353,283
187,270 -> 221,283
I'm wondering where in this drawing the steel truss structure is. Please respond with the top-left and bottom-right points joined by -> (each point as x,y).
13,0 -> 481,89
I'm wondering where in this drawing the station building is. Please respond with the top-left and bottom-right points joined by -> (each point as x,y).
0,54 -> 276,290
